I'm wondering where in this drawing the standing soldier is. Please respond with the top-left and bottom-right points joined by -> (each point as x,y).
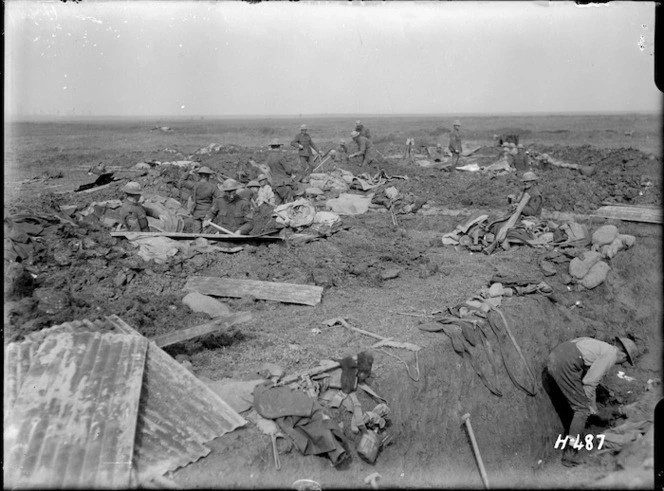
448,120 -> 463,171
267,138 -> 296,205
338,139 -> 350,165
513,144 -> 530,173
119,182 -> 150,232
181,166 -> 221,233
349,130 -> 377,167
204,179 -> 254,235
355,120 -> 371,140
291,124 -> 321,174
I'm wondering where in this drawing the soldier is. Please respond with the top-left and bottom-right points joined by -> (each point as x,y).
204,179 -> 254,235
448,120 -> 463,170
256,174 -> 276,207
502,143 -> 516,169
355,120 -> 371,140
349,130 -> 377,167
547,336 -> 638,467
513,143 -> 530,172
181,166 -> 221,233
267,138 -> 296,205
512,171 -> 543,217
119,182 -> 149,232
290,124 -> 321,174
338,139 -> 350,165
246,180 -> 261,209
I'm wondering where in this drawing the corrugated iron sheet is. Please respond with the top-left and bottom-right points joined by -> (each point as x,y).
107,315 -> 247,483
4,331 -> 147,489
4,315 -> 247,487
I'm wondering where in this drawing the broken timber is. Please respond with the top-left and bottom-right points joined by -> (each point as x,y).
591,205 -> 662,224
184,277 -> 324,306
150,312 -> 252,348
111,231 -> 284,241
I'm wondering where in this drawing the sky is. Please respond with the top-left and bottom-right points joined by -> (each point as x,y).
4,1 -> 661,118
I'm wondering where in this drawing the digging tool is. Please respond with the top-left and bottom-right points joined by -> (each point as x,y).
203,220 -> 241,236
461,413 -> 490,489
483,192 -> 530,255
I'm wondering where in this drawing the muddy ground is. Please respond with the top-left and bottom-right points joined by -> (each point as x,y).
4,117 -> 662,488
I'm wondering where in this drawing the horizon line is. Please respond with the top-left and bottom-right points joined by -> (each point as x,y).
6,110 -> 660,122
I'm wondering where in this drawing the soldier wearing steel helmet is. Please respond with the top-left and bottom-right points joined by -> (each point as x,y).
204,179 -> 254,235
290,124 -> 320,174
514,171 -> 543,217
266,138 -> 295,205
513,143 -> 530,172
448,120 -> 463,171
354,120 -> 371,140
119,182 -> 149,232
546,336 -> 639,467
182,166 -> 222,233
256,174 -> 276,208
349,130 -> 377,167
337,139 -> 350,165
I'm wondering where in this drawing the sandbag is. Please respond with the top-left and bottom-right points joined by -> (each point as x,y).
182,291 -> 230,318
569,250 -> 602,279
618,234 -> 636,248
274,199 -> 317,228
326,193 -> 374,216
600,237 -> 624,259
580,261 -> 611,289
592,224 -> 619,247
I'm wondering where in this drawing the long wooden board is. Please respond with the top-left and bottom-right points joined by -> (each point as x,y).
591,206 -> 662,224
150,312 -> 252,348
184,276 -> 324,306
111,231 -> 283,241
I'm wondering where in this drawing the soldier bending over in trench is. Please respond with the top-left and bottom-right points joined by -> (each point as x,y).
546,336 -> 638,467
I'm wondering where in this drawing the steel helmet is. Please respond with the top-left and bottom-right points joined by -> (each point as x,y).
269,138 -> 282,147
221,178 -> 242,191
197,166 -> 214,174
122,181 -> 142,194
517,143 -> 525,149
247,180 -> 260,188
300,124 -> 308,130
616,337 -> 638,365
330,149 -> 337,155
351,131 -> 360,138
509,142 -> 517,148
436,143 -> 442,148
502,142 -> 510,147
521,171 -> 539,182
453,120 -> 462,126
356,120 -> 362,125
257,174 -> 268,182
340,139 -> 346,144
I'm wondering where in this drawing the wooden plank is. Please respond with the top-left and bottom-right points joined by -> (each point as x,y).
592,206 -> 662,224
184,276 -> 324,306
150,312 -> 252,348
111,231 -> 283,241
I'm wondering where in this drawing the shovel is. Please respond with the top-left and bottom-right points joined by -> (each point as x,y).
203,220 -> 241,236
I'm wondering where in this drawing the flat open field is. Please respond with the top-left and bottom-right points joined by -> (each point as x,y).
4,113 -> 661,488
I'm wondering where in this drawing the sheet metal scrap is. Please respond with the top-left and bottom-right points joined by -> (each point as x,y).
4,316 -> 248,488
4,331 -> 148,489
107,315 -> 247,484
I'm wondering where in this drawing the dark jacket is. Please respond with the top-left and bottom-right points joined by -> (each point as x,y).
356,125 -> 371,140
189,180 -> 221,219
355,136 -> 376,164
205,195 -> 254,235
291,132 -> 319,157
513,151 -> 530,172
267,150 -> 294,186
449,129 -> 462,153
120,199 -> 149,232
521,185 -> 543,216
